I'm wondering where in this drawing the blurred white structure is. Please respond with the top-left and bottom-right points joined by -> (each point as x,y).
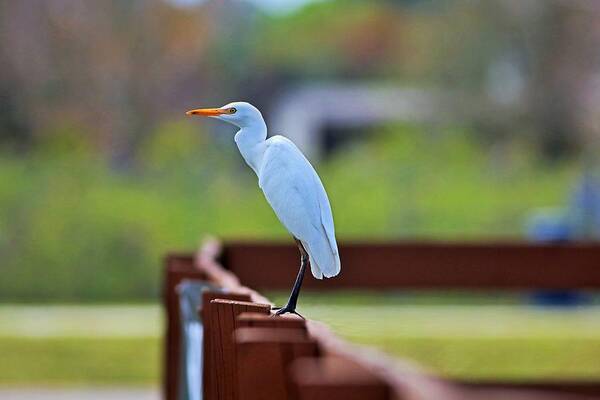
269,84 -> 479,159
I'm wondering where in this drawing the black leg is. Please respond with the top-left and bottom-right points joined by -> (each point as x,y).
273,239 -> 308,318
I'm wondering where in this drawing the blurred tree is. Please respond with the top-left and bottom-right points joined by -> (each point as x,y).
0,0 -> 215,163
1,0 -> 598,161
523,1 -> 595,158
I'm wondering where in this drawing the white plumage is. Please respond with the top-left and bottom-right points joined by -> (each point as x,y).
186,101 -> 341,280
259,135 -> 340,279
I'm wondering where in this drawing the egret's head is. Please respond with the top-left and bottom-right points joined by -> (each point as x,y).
186,101 -> 263,128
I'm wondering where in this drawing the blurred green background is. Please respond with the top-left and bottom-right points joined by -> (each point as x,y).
0,0 -> 593,303
1,0 -> 600,390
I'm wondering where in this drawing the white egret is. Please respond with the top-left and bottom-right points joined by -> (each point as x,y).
186,102 -> 341,316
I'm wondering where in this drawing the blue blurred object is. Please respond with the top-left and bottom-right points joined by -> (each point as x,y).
529,290 -> 590,307
525,174 -> 600,307
568,172 -> 600,239
526,173 -> 600,241
526,209 -> 572,242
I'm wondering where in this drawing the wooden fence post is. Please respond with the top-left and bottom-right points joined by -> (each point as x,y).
289,356 -> 392,400
163,255 -> 207,400
201,292 -> 254,400
235,325 -> 318,400
204,298 -> 271,400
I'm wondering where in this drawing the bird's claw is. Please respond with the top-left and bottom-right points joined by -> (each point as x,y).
271,306 -> 305,319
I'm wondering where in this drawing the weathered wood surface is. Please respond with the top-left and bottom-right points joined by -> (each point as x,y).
204,299 -> 271,400
201,292 -> 253,400
289,356 -> 392,400
235,327 -> 318,400
237,312 -> 307,333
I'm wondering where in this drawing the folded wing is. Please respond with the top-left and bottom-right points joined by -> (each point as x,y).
258,136 -> 341,279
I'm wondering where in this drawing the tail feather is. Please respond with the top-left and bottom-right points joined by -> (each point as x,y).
303,236 -> 341,280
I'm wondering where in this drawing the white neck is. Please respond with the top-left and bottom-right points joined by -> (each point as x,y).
234,120 -> 267,175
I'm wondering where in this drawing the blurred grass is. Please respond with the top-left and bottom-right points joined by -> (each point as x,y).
0,337 -> 159,386
0,122 -> 578,301
283,295 -> 600,380
357,337 -> 600,380
1,299 -> 600,385
0,305 -> 161,386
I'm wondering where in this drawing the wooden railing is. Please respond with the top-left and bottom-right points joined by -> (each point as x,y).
163,240 -> 600,400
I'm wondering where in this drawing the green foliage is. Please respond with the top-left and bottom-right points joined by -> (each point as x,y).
321,124 -> 577,237
0,122 -> 576,301
252,0 -> 509,83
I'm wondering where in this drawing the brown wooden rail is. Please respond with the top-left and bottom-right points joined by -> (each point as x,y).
220,241 -> 600,290
163,240 -> 600,400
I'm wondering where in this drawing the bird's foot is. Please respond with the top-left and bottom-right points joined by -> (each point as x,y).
271,305 -> 305,319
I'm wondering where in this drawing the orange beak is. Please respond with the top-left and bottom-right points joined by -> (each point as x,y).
186,108 -> 225,117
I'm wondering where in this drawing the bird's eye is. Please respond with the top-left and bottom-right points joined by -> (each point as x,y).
229,108 -> 237,114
